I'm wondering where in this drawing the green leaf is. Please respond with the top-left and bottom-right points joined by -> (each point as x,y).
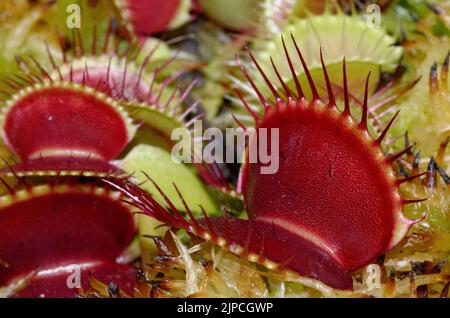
431,20 -> 450,37
120,144 -> 220,215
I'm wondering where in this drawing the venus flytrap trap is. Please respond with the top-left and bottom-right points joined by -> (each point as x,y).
0,72 -> 218,296
113,0 -> 192,37
258,13 -> 403,99
0,178 -> 138,298
225,6 -> 406,136
0,1 -> 221,297
104,38 -> 426,290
